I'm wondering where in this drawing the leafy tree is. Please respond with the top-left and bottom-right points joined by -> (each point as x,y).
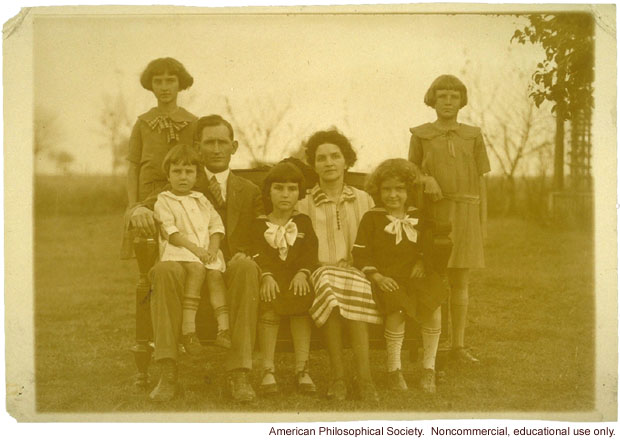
512,13 -> 594,191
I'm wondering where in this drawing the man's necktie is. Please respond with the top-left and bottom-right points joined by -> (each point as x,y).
209,176 -> 225,209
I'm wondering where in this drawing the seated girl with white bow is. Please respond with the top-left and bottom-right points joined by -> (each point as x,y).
352,158 -> 444,394
250,161 -> 319,396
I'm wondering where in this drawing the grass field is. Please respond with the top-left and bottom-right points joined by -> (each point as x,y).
34,213 -> 594,414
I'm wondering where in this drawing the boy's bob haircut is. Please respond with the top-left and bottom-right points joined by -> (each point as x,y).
365,158 -> 421,207
304,128 -> 357,169
161,143 -> 202,176
140,57 -> 194,92
423,74 -> 468,109
262,161 -> 306,213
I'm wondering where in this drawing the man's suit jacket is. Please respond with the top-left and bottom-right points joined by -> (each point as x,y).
136,170 -> 264,261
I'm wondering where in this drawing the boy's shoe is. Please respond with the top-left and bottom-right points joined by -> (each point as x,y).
181,332 -> 204,356
215,329 -> 232,349
326,378 -> 347,401
419,368 -> 436,394
387,369 -> 408,391
451,347 -> 480,364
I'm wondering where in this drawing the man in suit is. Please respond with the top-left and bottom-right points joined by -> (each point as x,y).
129,114 -> 263,403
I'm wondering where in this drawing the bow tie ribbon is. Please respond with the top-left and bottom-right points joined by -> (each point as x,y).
384,215 -> 418,244
264,220 -> 298,260
147,115 -> 189,144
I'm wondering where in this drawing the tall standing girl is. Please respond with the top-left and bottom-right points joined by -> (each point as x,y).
127,57 -> 197,207
409,74 -> 491,363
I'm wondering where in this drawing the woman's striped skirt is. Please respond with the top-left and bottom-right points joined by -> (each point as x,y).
309,265 -> 383,327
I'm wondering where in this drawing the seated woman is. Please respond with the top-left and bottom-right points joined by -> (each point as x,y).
251,161 -> 319,396
296,129 -> 382,402
352,159 -> 446,394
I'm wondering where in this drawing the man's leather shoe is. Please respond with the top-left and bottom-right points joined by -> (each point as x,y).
149,359 -> 179,402
228,370 -> 256,403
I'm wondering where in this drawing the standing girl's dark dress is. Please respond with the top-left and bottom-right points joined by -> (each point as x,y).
250,212 -> 319,316
352,206 -> 445,319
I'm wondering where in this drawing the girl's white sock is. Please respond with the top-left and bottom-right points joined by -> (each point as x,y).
384,328 -> 405,372
422,326 -> 442,370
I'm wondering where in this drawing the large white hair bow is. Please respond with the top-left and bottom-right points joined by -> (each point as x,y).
384,215 -> 418,244
264,220 -> 298,260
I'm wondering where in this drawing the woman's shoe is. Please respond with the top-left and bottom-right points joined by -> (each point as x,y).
259,369 -> 279,396
296,369 -> 317,395
387,369 -> 408,391
326,378 -> 347,401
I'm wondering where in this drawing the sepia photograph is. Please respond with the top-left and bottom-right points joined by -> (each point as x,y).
3,1 -> 617,425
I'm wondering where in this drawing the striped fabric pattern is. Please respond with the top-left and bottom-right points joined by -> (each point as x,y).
310,265 -> 383,327
297,185 -> 374,264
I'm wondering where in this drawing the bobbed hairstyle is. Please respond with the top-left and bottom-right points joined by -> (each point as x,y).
262,161 -> 306,213
161,143 -> 202,176
304,128 -> 357,169
423,74 -> 468,109
195,114 -> 235,142
140,57 -> 194,91
365,158 -> 420,208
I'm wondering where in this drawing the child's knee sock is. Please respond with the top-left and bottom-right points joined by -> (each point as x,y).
384,313 -> 406,372
214,305 -> 230,332
421,326 -> 441,370
290,316 -> 312,373
182,296 -> 200,335
258,311 -> 280,372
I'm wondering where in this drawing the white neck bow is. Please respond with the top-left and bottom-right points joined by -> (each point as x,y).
384,215 -> 418,244
264,219 -> 298,260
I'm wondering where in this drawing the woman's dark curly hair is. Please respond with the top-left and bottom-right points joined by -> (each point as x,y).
262,161 -> 306,213
140,57 -> 194,91
304,128 -> 357,169
423,74 -> 468,109
365,158 -> 420,207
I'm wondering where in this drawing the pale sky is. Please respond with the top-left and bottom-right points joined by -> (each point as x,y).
33,10 -> 546,174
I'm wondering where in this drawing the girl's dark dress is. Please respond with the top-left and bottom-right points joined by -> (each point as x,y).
352,207 -> 447,319
250,213 -> 319,316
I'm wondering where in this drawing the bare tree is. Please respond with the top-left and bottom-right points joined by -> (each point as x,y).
97,91 -> 133,175
460,56 -> 554,215
35,105 -> 75,174
222,95 -> 311,167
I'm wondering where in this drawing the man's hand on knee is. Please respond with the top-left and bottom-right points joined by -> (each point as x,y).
130,206 -> 157,238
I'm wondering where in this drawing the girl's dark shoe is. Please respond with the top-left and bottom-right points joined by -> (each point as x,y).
181,332 -> 204,356
451,347 -> 479,364
387,370 -> 408,391
296,369 -> 317,395
419,368 -> 436,394
358,380 -> 379,403
327,378 -> 347,401
259,369 -> 279,396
